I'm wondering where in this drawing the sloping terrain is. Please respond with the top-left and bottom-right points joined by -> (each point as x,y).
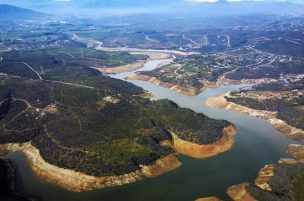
0,48 -> 234,190
0,4 -> 47,20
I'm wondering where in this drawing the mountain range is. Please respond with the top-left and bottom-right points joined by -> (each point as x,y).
0,0 -> 304,17
0,4 -> 48,20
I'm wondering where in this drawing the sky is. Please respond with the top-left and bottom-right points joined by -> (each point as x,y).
1,0 -> 304,5
71,0 -> 301,3
190,0 -> 304,2
50,0 -> 303,3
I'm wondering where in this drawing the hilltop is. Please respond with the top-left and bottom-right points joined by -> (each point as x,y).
0,4 -> 47,20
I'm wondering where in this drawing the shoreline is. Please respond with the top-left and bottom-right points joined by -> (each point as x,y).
0,157 -> 34,201
86,38 -> 190,57
170,124 -> 237,158
126,73 -> 273,97
0,50 -> 239,193
74,35 -> 189,58
0,142 -> 181,192
227,183 -> 258,201
205,93 -> 304,141
126,69 -> 304,98
127,73 -> 203,96
0,123 -> 236,192
195,197 -> 222,201
92,61 -> 146,74
227,144 -> 304,201
91,53 -> 172,75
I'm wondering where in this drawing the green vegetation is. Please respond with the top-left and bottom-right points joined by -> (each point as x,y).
290,172 -> 304,201
88,139 -> 152,164
255,39 -> 304,57
1,47 -> 147,68
140,54 -> 236,89
227,79 -> 304,131
226,61 -> 304,80
247,184 -> 284,201
247,163 -> 304,201
0,48 -> 145,95
0,48 -> 229,176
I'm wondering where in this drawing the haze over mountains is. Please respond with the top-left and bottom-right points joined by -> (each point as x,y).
0,4 -> 47,20
0,0 -> 304,16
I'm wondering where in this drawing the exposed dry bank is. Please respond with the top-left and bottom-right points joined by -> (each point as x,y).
93,61 -> 145,74
227,144 -> 304,201
0,142 -> 181,192
127,72 -> 279,96
127,73 -> 203,96
195,197 -> 222,201
0,122 -> 236,192
92,53 -> 172,75
127,63 -> 284,96
205,93 -> 304,140
170,124 -> 237,158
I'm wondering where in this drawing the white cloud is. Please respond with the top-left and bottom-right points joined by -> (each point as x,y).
186,0 -> 218,2
185,0 -> 279,2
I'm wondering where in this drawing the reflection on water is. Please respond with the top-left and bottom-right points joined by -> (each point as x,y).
7,59 -> 297,201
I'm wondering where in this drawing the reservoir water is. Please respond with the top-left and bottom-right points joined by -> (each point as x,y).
7,58 -> 297,201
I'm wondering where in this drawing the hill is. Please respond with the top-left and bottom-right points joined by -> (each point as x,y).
1,1 -> 304,16
0,4 -> 47,20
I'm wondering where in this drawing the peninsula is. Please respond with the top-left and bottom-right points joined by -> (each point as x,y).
0,46 -> 236,192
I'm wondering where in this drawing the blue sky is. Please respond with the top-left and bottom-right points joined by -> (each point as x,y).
187,0 -> 303,2
52,0 -> 303,3
2,0 -> 304,4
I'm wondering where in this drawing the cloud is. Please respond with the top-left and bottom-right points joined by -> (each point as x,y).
186,0 -> 218,2
185,0 -> 283,2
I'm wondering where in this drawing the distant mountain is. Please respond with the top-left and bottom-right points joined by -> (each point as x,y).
0,4 -> 47,20
1,0 -> 304,16
78,0 -> 180,8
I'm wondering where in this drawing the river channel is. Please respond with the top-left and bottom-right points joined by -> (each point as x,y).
7,58 -> 297,201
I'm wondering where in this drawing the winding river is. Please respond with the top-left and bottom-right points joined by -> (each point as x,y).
7,58 -> 297,201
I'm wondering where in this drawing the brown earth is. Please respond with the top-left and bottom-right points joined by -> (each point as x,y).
93,61 -> 145,74
170,124 -> 237,158
195,197 -> 222,201
0,143 -> 180,192
205,93 -> 304,140
127,73 -> 202,96
227,183 -> 258,201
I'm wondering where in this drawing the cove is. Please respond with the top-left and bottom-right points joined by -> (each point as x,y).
7,58 -> 297,201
